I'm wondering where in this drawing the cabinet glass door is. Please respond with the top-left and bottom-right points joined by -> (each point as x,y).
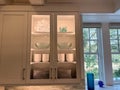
57,15 -> 77,79
30,15 -> 51,79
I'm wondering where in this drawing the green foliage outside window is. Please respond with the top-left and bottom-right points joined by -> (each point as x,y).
83,28 -> 99,79
84,54 -> 99,79
110,28 -> 120,80
111,54 -> 120,79
114,69 -> 120,78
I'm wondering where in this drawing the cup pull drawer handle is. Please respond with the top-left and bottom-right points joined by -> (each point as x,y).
22,68 -> 25,80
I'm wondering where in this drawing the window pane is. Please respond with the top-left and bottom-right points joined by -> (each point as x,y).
118,29 -> 120,39
111,45 -> 119,52
90,28 -> 97,39
110,29 -> 117,39
90,41 -> 98,53
84,41 -> 89,52
110,28 -> 120,82
112,54 -> 120,81
119,41 -> 120,51
83,28 -> 89,39
83,27 -> 100,81
110,40 -> 118,52
84,54 -> 99,79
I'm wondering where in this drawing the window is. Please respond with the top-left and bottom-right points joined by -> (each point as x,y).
83,27 -> 101,80
110,27 -> 120,83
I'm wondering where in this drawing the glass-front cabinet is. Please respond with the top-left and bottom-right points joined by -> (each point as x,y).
56,15 -> 76,79
27,12 -> 83,84
30,15 -> 50,80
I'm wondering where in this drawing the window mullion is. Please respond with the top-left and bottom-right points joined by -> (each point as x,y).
89,28 -> 91,53
117,29 -> 120,53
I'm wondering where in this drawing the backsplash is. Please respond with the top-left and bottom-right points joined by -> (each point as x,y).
5,85 -> 85,90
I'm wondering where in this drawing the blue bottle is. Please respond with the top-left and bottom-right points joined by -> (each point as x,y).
87,73 -> 94,90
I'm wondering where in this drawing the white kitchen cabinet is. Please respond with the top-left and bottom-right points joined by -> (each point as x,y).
27,12 -> 84,85
0,12 -> 27,84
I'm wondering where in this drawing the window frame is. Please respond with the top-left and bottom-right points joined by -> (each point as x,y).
109,25 -> 120,84
83,23 -> 103,84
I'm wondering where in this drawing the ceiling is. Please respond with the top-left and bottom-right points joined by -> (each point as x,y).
0,0 -> 120,23
0,0 -> 85,4
0,0 -> 115,4
82,13 -> 120,23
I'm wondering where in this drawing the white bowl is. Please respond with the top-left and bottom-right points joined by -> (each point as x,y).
35,43 -> 49,49
57,42 -> 72,49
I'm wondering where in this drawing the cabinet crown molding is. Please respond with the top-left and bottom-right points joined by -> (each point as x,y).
29,0 -> 45,5
0,0 -> 11,5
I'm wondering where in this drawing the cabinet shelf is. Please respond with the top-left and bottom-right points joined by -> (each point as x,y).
58,49 -> 75,53
58,62 -> 76,64
57,62 -> 76,69
31,32 -> 50,36
58,32 -> 75,34
30,62 -> 50,69
57,32 -> 75,36
31,32 -> 74,36
31,49 -> 50,53
31,48 -> 75,53
30,62 -> 76,70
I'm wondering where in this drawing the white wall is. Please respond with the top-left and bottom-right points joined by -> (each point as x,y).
114,0 -> 120,11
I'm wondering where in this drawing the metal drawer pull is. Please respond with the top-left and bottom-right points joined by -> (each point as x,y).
22,68 -> 25,80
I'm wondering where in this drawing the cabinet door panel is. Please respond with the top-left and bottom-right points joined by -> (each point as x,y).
26,12 -> 54,84
0,12 -> 27,84
56,14 -> 77,79
27,12 -> 84,85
